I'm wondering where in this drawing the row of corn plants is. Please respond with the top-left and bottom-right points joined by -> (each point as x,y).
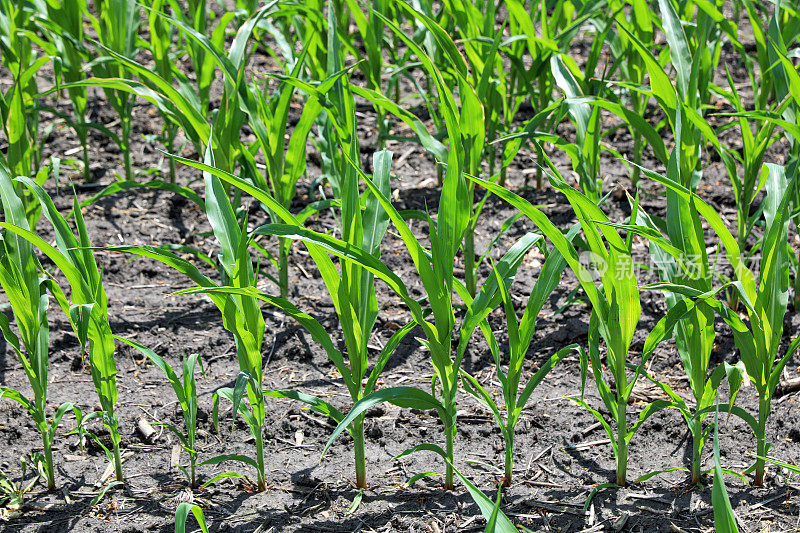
1,0 -> 800,530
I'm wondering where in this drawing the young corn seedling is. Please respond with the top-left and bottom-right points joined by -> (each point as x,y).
550,45 -> 612,202
175,502 -> 209,533
182,43 -> 412,484
86,0 -> 140,179
34,0 -> 92,181
173,0 -> 215,115
0,455 -> 43,513
343,0 -> 391,144
376,4 -> 486,299
314,4 -> 471,490
254,197 -> 526,528
433,7 -> 505,298
252,147 -> 415,489
433,0 -> 510,184
114,139 -> 357,490
606,0 -> 653,188
707,0 -> 788,242
644,162 -> 800,486
256,105 -> 470,491
0,180 -> 124,483
144,0 -> 181,183
750,7 -> 800,309
0,0 -> 53,197
610,14 -> 772,481
115,140 -> 382,490
637,0 -> 771,303
615,0 -> 704,186
0,163 -> 76,491
611,81 -> 746,483
63,4 -> 274,189
305,0 -> 363,201
662,0 -> 730,111
117,338 -> 203,489
243,52 -> 337,299
169,124 -> 419,490
468,168 -> 699,487
112,144 -> 269,490
501,0 -> 597,188
627,191 -> 746,484
143,0 -> 265,180
271,159 -> 414,488
144,2 -> 278,177
457,230 -> 583,486
387,2 -> 558,298
710,73 -> 782,275
619,180 -> 748,486
549,3 -> 638,200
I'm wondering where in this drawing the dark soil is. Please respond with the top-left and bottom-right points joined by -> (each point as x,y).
2,7 -> 800,533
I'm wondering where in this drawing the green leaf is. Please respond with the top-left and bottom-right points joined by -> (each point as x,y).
712,401 -> 740,532
323,387 -> 447,457
175,502 -> 210,533
78,180 -> 204,211
200,453 -> 259,470
656,0 -> 691,99
348,490 -> 363,514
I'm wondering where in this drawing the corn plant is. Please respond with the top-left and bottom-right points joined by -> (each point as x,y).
342,0 -> 390,143
712,78 -> 782,271
316,6 -> 471,490
642,162 -> 800,486
142,0 -> 252,180
611,76 -> 747,483
381,5 -> 486,300
172,0 -> 215,115
112,143 -> 270,490
252,147 -> 418,488
0,163 -> 77,491
615,0 -> 701,188
606,0 -> 653,188
550,48 -> 611,201
169,136 -> 420,490
144,0 -> 181,183
0,455 -> 42,512
0,180 -> 124,483
262,213 -> 533,512
665,0 -> 731,111
259,155 -> 471,487
711,7 -> 796,296
243,55 -> 329,299
69,3 -> 276,188
628,196 -> 747,484
501,0 -> 596,188
111,140 -> 342,489
549,2 -> 633,201
757,7 -> 800,308
117,338 -> 203,489
612,0 -> 766,383
87,0 -> 140,179
145,3 -> 279,178
457,229 -> 583,486
663,1 -> 776,283
433,0 -> 511,185
305,0 -> 360,202
0,0 -> 52,194
468,169 -> 704,487
34,0 -> 92,181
